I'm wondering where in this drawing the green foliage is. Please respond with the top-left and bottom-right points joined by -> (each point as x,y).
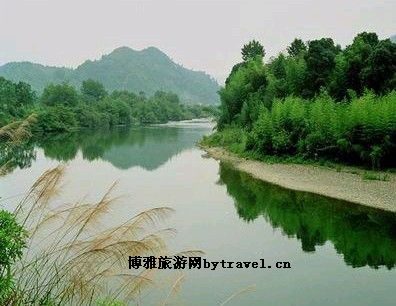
74,104 -> 108,128
361,171 -> 390,181
35,105 -> 78,133
221,33 -> 394,114
41,83 -> 78,107
186,104 -> 219,119
81,79 -> 108,100
0,77 -> 213,134
304,38 -> 340,97
283,55 -> 308,97
218,58 -> 267,128
329,32 -> 380,98
241,40 -> 265,62
362,39 -> 396,94
287,38 -> 307,57
201,126 -> 248,154
225,62 -> 246,85
246,91 -> 396,168
214,32 -> 396,168
96,298 -> 126,306
0,77 -> 36,125
0,210 -> 27,302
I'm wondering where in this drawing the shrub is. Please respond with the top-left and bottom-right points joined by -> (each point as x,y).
41,83 -> 79,107
35,105 -> 78,133
0,210 -> 27,302
216,91 -> 396,168
201,126 -> 248,154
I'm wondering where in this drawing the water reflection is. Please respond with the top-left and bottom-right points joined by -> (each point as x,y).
0,141 -> 36,175
219,162 -> 396,269
2,125 -> 210,173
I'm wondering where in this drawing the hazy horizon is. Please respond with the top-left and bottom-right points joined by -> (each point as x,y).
1,0 -> 395,83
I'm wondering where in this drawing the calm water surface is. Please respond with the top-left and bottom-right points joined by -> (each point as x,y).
1,121 -> 396,306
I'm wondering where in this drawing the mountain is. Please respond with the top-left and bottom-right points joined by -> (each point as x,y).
0,47 -> 220,105
391,35 -> 396,43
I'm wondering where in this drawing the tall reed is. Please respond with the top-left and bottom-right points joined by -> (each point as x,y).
2,164 -> 180,305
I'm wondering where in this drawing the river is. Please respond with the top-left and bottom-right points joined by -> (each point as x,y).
1,121 -> 396,305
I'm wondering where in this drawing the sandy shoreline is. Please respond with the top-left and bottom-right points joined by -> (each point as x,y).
203,147 -> 396,212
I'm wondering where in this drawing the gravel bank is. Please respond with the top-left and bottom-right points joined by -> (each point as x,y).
204,147 -> 396,212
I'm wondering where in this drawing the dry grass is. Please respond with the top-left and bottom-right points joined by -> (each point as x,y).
0,115 -> 37,176
0,115 -> 36,144
4,165 -> 185,305
0,117 -> 194,305
219,285 -> 256,306
161,273 -> 185,306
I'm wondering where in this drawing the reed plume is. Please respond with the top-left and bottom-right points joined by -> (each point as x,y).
6,165 -> 181,305
0,114 -> 37,176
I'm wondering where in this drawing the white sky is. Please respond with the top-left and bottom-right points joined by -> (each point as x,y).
0,0 -> 395,83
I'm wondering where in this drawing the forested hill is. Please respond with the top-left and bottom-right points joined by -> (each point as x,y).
391,35 -> 396,43
0,46 -> 220,105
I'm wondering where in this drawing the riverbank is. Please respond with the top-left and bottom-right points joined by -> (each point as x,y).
203,146 -> 396,212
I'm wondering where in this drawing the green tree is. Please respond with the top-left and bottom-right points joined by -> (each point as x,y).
270,53 -> 287,79
328,52 -> 349,100
219,58 -> 267,128
267,54 -> 289,100
362,39 -> 396,93
35,105 -> 78,132
241,40 -> 265,62
81,79 -> 108,100
287,38 -> 307,57
0,78 -> 36,123
284,55 -> 308,97
225,62 -> 246,85
341,32 -> 380,95
304,38 -> 340,97
41,83 -> 78,107
15,82 -> 36,106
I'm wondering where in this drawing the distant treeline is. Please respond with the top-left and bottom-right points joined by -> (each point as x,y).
0,77 -> 218,133
203,32 -> 396,168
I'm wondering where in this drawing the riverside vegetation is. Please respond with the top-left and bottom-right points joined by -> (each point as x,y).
202,32 -> 396,169
0,77 -> 218,134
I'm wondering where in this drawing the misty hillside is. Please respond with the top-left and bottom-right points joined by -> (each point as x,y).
391,35 -> 396,43
0,47 -> 220,105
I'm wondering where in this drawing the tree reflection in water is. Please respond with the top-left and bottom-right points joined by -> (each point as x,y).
218,162 -> 396,270
2,125 -> 209,172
